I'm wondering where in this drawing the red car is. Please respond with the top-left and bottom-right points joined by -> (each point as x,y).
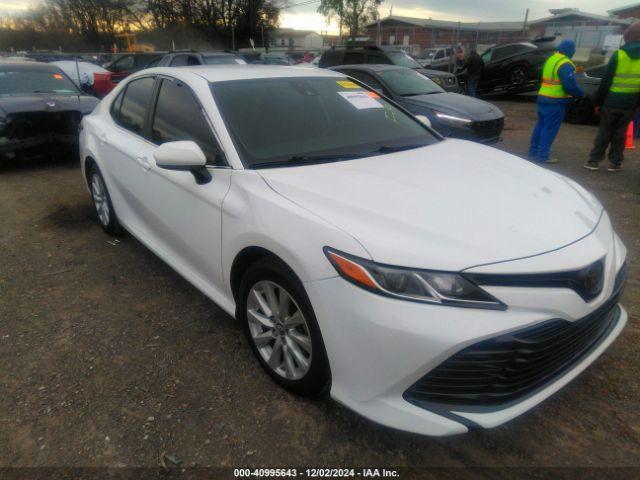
93,53 -> 163,97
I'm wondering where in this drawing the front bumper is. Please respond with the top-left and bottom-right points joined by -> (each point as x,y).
305,214 -> 627,436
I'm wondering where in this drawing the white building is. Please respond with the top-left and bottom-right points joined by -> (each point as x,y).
269,28 -> 323,50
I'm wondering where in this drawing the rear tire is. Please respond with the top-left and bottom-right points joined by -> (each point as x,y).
509,65 -> 528,87
238,257 -> 331,397
88,165 -> 122,235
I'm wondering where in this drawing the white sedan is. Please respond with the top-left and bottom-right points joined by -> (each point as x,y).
79,65 -> 628,436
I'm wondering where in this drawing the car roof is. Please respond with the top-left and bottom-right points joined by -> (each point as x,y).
492,42 -> 537,49
331,64 -> 404,73
0,61 -> 61,72
144,65 -> 345,82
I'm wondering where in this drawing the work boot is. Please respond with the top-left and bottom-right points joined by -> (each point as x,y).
607,163 -> 623,172
583,162 -> 600,171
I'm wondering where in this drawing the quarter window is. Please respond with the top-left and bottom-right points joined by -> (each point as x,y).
151,78 -> 224,166
116,76 -> 155,135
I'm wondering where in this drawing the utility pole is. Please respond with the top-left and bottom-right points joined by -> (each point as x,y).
523,8 -> 530,40
231,23 -> 235,51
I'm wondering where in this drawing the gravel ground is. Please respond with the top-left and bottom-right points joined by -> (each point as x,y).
0,98 -> 638,474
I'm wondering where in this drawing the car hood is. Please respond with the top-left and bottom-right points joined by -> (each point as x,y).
258,140 -> 603,271
401,92 -> 503,119
0,94 -> 98,117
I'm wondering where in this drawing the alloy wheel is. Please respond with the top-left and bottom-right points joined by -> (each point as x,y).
91,173 -> 110,227
510,67 -> 526,86
246,280 -> 312,380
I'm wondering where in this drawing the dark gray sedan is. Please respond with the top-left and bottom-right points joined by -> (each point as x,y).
331,64 -> 504,144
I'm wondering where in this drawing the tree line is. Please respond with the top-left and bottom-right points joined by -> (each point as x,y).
1,0 -> 281,51
0,0 -> 383,52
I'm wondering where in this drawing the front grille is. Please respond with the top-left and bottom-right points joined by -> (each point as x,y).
471,117 -> 504,140
404,293 -> 621,407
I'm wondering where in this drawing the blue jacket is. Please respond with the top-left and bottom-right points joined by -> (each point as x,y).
538,62 -> 585,105
538,40 -> 584,105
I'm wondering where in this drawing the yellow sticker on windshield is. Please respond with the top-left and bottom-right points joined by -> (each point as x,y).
337,80 -> 360,89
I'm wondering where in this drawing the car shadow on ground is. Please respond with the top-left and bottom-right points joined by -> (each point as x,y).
0,153 -> 78,173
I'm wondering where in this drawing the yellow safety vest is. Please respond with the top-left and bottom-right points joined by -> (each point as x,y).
538,52 -> 575,99
610,49 -> 640,94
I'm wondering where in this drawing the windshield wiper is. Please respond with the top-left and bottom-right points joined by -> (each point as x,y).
252,153 -> 368,169
369,144 -> 427,155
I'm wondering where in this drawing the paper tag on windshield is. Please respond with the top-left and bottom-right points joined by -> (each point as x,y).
338,91 -> 383,110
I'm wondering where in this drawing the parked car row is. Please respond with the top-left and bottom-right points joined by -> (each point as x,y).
0,44 -> 506,165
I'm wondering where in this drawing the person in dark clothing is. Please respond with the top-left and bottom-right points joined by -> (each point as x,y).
585,23 -> 640,172
528,40 -> 584,164
466,48 -> 484,97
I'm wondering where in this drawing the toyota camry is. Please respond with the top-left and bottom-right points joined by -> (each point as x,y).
79,65 -> 627,436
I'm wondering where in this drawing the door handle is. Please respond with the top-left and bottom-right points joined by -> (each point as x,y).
136,156 -> 151,171
98,132 -> 108,144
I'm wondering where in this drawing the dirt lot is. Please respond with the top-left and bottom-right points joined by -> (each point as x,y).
1,98 -> 639,474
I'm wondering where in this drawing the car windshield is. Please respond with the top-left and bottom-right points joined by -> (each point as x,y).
211,76 -> 438,168
379,69 -> 444,96
0,69 -> 80,95
386,51 -> 423,69
204,55 -> 247,65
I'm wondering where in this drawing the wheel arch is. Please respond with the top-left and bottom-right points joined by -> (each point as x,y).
83,156 -> 97,184
229,246 -> 301,307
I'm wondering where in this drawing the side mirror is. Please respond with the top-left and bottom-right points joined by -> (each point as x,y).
154,140 -> 211,184
415,114 -> 432,128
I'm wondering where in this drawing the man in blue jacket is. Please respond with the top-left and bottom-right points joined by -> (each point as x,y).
529,40 -> 584,163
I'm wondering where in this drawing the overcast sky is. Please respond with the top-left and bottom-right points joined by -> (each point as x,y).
0,0 -> 634,33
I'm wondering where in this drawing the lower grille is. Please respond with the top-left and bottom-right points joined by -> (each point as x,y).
404,294 -> 621,407
471,117 -> 504,140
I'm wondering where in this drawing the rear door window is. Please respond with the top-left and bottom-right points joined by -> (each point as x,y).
116,76 -> 156,136
151,78 -> 224,165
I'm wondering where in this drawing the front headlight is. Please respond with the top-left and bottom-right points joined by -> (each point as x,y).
431,76 -> 443,86
434,110 -> 472,125
324,248 -> 506,310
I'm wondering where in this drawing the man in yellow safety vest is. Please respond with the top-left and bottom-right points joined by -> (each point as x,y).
585,23 -> 640,172
529,40 -> 584,164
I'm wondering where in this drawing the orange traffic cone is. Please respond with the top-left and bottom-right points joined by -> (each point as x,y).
625,121 -> 636,150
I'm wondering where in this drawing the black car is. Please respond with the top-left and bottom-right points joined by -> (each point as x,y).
104,52 -> 164,73
0,62 -> 98,161
565,64 -> 606,124
331,64 -> 504,144
459,42 -> 551,94
320,46 -> 460,93
153,50 -> 247,67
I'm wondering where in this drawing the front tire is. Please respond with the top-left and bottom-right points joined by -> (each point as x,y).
88,165 -> 122,235
238,258 -> 331,397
